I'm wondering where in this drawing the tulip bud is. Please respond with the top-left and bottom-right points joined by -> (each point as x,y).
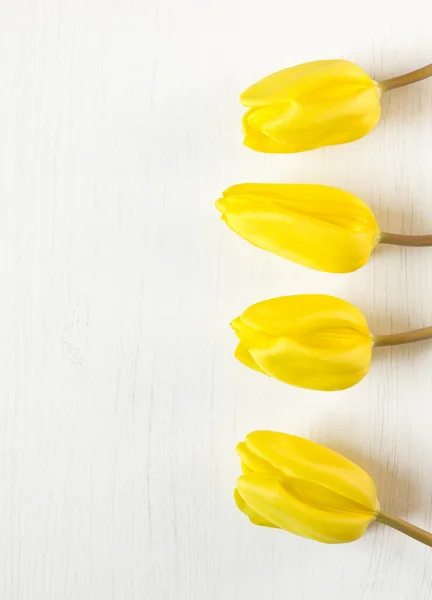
216,183 -> 380,273
241,60 -> 432,153
236,431 -> 432,548
235,431 -> 379,543
232,295 -> 373,391
232,294 -> 432,391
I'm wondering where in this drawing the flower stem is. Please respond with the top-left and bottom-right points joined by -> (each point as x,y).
374,326 -> 432,347
377,512 -> 432,547
379,63 -> 432,92
380,232 -> 432,247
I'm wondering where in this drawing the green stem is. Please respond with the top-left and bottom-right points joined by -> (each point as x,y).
377,512 -> 432,547
374,326 -> 432,347
379,63 -> 432,92
380,231 -> 432,247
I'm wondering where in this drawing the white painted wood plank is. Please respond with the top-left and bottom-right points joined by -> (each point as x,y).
1,0 -> 432,598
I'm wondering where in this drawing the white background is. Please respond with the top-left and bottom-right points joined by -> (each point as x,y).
1,1 -> 432,598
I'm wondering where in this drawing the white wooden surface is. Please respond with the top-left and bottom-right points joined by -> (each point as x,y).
1,1 -> 432,598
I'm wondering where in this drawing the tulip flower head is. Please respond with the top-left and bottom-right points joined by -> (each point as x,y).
216,183 -> 432,273
235,431 -> 432,548
235,431 -> 379,543
216,183 -> 381,273
232,294 -> 432,391
241,60 -> 432,153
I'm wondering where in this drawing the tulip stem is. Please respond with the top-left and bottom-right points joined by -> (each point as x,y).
379,63 -> 432,92
374,326 -> 432,347
380,232 -> 432,247
377,512 -> 432,547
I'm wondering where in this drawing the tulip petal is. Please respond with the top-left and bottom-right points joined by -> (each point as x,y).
234,488 -> 279,528
240,60 -> 372,107
249,335 -> 372,391
221,183 -> 378,232
241,461 -> 252,474
242,112 -> 291,153
234,343 -> 266,374
261,90 -> 381,151
230,317 -> 274,349
237,474 -> 376,543
244,431 -> 379,511
236,441 -> 282,478
241,295 -> 371,341
240,62 -> 330,107
245,104 -> 299,133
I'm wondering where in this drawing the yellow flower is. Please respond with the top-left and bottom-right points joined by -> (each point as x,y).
234,431 -> 379,544
216,183 -> 380,273
232,295 -> 373,391
241,60 -> 381,153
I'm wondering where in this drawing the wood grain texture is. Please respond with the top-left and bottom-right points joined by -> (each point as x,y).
1,0 -> 432,598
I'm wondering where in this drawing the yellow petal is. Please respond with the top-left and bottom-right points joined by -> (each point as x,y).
245,105 -> 299,134
244,431 -> 379,510
241,295 -> 371,341
242,112 -> 291,153
221,183 -> 378,231
236,441 -> 282,478
250,334 -> 372,391
217,184 -> 379,273
240,461 -> 252,474
240,60 -> 375,108
230,316 -> 273,349
234,488 -> 279,528
261,90 -> 381,151
236,474 -> 377,543
234,343 -> 266,374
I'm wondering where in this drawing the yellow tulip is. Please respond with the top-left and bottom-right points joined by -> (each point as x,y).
235,431 -> 432,548
232,294 -> 432,391
216,183 -> 432,273
241,60 -> 432,153
235,431 -> 379,543
216,183 -> 380,273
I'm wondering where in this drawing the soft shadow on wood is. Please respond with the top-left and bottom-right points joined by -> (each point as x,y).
380,80 -> 432,129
